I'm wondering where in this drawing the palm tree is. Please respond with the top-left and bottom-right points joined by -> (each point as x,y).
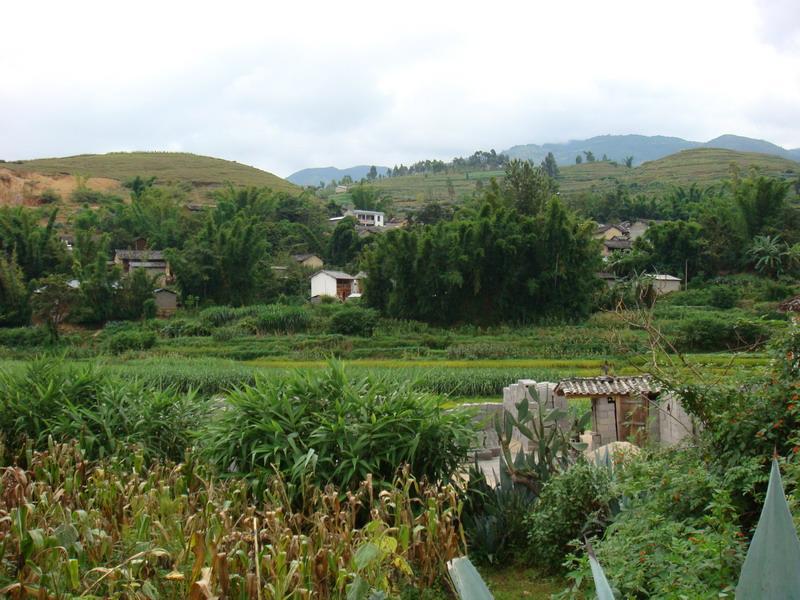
747,235 -> 785,278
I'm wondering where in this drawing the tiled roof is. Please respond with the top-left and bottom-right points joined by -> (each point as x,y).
779,295 -> 800,312
555,376 -> 659,397
604,238 -> 632,250
115,250 -> 165,260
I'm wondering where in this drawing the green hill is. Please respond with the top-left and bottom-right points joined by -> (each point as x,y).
368,148 -> 799,210
3,152 -> 298,193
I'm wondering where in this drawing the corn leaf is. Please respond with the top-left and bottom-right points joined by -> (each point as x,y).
736,459 -> 800,599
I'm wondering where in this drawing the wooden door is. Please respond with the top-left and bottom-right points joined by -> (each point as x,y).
616,395 -> 648,445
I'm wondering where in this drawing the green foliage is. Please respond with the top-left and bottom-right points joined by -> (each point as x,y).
330,305 -> 378,336
526,462 -> 613,573
675,314 -> 770,351
199,362 -> 474,501
0,360 -> 199,460
0,326 -> 48,347
363,194 -> 601,325
254,304 -> 311,334
38,188 -> 61,204
0,207 -> 67,280
30,274 -> 79,341
709,284 -> 739,309
0,252 -> 31,325
105,329 -> 157,354
562,449 -> 746,598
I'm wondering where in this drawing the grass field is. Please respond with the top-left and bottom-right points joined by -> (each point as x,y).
3,151 -> 298,194
368,148 -> 800,209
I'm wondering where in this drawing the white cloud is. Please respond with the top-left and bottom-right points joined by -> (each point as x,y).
0,0 -> 799,176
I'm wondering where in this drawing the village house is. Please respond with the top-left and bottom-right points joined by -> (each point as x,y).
153,288 -> 178,317
113,249 -> 172,285
292,253 -> 324,269
647,273 -> 682,295
595,223 -> 628,241
335,185 -> 348,194
310,270 -> 364,301
601,237 -> 632,258
351,209 -> 385,227
623,219 -> 651,241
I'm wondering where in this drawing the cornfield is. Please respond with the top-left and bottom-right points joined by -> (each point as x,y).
0,441 -> 464,598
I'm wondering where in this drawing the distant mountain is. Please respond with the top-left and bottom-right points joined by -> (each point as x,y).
504,134 -> 800,166
287,165 -> 390,187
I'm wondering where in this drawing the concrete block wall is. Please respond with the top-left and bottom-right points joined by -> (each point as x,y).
658,392 -> 695,446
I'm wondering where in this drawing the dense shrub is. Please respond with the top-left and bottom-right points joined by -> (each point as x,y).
157,317 -> 211,338
762,280 -> 796,302
329,306 -> 379,336
198,305 -> 241,327
254,304 -> 311,334
709,285 -> 739,309
526,462 -> 614,573
676,314 -> 770,351
0,360 -> 200,460
105,329 -> 157,354
38,188 -> 61,204
199,362 -> 474,502
563,449 -> 745,597
0,326 -> 49,347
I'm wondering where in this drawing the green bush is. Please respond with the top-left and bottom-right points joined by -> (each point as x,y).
38,188 -> 61,204
198,305 -> 241,327
563,449 -> 746,597
709,285 -> 739,309
329,306 -> 378,336
199,362 -> 474,502
0,359 -> 201,461
254,304 -> 311,334
0,326 -> 49,348
676,315 -> 770,351
762,280 -> 796,302
526,462 -> 614,573
157,318 -> 211,338
106,329 -> 157,354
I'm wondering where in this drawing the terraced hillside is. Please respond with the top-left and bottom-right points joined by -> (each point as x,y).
2,151 -> 297,196
366,148 -> 800,210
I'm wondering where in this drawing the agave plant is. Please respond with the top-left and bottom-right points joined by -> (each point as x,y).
736,459 -> 800,598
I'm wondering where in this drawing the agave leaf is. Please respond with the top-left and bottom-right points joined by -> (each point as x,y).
586,542 -> 615,600
736,459 -> 800,599
447,556 -> 494,600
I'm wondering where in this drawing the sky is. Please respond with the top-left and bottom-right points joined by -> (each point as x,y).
1,0 -> 799,177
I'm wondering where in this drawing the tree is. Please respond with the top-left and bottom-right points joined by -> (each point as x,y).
367,166 -> 378,181
123,175 -> 156,200
350,184 -> 391,213
733,175 -> 790,239
541,152 -> 560,178
71,232 -> 120,324
0,252 -> 30,326
328,218 -> 361,267
583,151 -> 596,163
636,221 -> 703,278
31,274 -> 78,342
575,155 -> 583,165
500,160 -> 558,216
624,156 -> 634,168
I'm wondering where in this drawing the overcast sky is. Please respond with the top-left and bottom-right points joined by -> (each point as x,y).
1,0 -> 799,177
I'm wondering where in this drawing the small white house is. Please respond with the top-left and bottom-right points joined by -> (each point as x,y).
352,210 -> 384,227
648,274 -> 682,295
310,270 -> 357,301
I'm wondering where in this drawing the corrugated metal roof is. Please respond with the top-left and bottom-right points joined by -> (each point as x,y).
555,376 -> 659,397
313,270 -> 354,280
